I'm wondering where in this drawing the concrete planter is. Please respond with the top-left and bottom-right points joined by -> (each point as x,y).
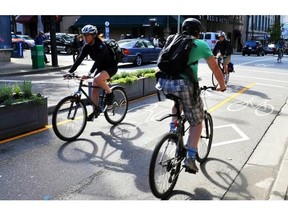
121,78 -> 144,100
121,77 -> 157,101
143,77 -> 157,96
0,97 -> 48,140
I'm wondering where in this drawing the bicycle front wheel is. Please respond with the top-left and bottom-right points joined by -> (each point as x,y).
149,133 -> 183,198
212,72 -> 218,87
196,112 -> 213,163
52,96 -> 87,141
104,86 -> 128,125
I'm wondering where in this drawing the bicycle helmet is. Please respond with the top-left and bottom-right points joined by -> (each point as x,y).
219,31 -> 226,39
181,18 -> 203,36
81,24 -> 98,37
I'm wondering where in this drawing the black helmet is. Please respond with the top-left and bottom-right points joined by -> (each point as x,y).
182,18 -> 203,36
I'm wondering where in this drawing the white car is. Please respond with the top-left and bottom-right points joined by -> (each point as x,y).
17,34 -> 35,49
199,32 -> 220,50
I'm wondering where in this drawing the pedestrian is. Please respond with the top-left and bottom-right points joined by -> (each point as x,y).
156,18 -> 226,173
72,34 -> 80,62
34,31 -> 49,63
64,24 -> 118,121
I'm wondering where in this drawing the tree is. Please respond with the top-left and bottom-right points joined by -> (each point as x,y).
269,21 -> 283,43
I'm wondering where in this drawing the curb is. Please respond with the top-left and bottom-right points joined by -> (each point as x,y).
268,99 -> 288,200
269,146 -> 288,200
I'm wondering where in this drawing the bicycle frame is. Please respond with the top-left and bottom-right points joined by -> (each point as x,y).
72,78 -> 124,112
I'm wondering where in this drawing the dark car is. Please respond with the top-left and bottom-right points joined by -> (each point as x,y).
242,40 -> 265,56
117,39 -> 162,66
44,33 -> 74,54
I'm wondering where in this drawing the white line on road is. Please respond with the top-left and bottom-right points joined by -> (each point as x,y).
212,124 -> 250,147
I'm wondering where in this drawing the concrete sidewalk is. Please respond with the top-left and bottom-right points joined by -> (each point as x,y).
0,50 -> 287,200
0,49 -> 72,76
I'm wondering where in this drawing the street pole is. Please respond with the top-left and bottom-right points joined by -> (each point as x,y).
49,16 -> 58,67
177,15 -> 180,33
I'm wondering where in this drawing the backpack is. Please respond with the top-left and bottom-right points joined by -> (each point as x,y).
104,39 -> 123,63
157,33 -> 194,76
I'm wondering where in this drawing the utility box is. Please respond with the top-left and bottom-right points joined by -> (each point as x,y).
11,42 -> 24,58
31,45 -> 45,69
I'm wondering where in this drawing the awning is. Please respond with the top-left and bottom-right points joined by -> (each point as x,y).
16,15 -> 37,24
73,15 -> 184,28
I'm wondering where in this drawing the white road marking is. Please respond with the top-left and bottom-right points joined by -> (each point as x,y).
212,124 -> 249,147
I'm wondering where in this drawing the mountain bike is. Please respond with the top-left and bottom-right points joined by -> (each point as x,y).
52,74 -> 128,141
212,56 -> 233,86
149,86 -> 215,199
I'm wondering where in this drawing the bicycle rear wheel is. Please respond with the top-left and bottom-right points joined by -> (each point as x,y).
52,96 -> 87,141
196,112 -> 213,163
149,133 -> 183,198
104,86 -> 128,125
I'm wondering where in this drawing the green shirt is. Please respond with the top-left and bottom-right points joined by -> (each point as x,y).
181,39 -> 213,82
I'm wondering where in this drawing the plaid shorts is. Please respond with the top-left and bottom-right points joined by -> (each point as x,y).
156,78 -> 204,126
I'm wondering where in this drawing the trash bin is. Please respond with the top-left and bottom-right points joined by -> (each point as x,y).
11,41 -> 24,58
31,45 -> 45,69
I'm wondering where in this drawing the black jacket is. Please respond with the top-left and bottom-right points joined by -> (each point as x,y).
69,37 -> 117,73
213,39 -> 233,56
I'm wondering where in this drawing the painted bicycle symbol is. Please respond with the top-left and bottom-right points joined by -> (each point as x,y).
227,97 -> 274,116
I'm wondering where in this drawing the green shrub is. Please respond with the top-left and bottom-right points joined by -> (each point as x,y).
0,81 -> 44,106
110,69 -> 156,85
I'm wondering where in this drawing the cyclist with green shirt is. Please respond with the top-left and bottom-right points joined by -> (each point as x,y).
156,18 -> 226,173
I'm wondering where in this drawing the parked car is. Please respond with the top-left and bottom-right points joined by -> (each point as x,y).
199,32 -> 220,50
242,40 -> 265,56
44,33 -> 74,54
264,43 -> 277,55
117,39 -> 162,66
11,32 -> 25,45
17,34 -> 35,49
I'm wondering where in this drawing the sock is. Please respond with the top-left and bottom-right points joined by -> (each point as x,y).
169,122 -> 175,131
187,147 -> 197,160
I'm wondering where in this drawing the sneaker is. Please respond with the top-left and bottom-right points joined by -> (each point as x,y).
86,106 -> 101,122
105,93 -> 114,106
183,157 -> 199,174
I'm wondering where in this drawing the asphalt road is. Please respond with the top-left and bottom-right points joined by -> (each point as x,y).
0,54 -> 287,203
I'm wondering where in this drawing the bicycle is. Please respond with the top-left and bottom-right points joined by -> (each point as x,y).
149,86 -> 215,198
52,74 -> 128,141
277,48 -> 283,63
212,56 -> 233,86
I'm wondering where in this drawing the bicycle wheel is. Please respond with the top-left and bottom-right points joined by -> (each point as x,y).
104,86 -> 128,125
52,96 -> 87,141
196,112 -> 213,163
149,133 -> 183,198
212,72 -> 218,87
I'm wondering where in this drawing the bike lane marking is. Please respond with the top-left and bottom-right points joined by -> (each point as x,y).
208,82 -> 256,113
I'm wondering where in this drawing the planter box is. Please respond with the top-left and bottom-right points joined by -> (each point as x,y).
0,98 -> 48,140
122,78 -> 144,101
143,77 -> 157,97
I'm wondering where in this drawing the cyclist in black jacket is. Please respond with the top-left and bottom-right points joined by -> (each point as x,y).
213,32 -> 233,82
65,24 -> 118,121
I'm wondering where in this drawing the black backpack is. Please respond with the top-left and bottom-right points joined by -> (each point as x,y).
104,39 -> 123,63
157,33 -> 194,76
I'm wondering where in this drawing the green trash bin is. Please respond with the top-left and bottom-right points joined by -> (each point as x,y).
31,45 -> 45,69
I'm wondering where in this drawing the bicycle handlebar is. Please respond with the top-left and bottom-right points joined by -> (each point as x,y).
200,86 -> 217,91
